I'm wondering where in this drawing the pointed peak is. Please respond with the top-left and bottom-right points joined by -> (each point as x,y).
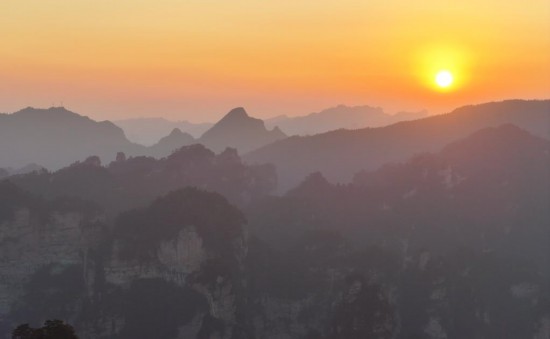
168,128 -> 184,136
287,171 -> 332,197
157,128 -> 194,144
222,107 -> 249,121
270,125 -> 287,138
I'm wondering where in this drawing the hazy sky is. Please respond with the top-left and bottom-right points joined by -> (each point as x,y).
1,1 -> 548,122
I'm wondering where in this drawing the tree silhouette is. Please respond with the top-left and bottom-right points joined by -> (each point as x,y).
12,320 -> 78,339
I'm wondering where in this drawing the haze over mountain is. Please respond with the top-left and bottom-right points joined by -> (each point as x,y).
114,104 -> 425,147
264,105 -> 428,136
9,144 -> 276,214
2,119 -> 548,338
246,99 -> 550,191
0,107 -> 144,170
0,106 -> 286,170
2,0 -> 548,336
198,107 -> 287,153
244,124 -> 550,337
147,128 -> 196,157
114,118 -> 212,146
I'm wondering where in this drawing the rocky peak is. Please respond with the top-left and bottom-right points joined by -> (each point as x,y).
199,107 -> 287,153
147,128 -> 196,158
220,107 -> 249,122
270,126 -> 286,138
167,128 -> 185,137
161,128 -> 194,144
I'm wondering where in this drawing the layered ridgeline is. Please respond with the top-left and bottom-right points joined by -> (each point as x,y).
0,144 -> 276,337
1,122 -> 548,338
246,99 -> 550,191
265,105 -> 428,136
245,124 -> 550,338
115,105 -> 427,147
113,117 -> 212,146
0,107 -> 286,171
9,144 -> 276,213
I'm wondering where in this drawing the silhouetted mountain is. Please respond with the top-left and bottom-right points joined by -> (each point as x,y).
113,117 -> 212,145
245,124 -> 549,337
264,105 -> 428,135
147,128 -> 195,157
354,124 -> 550,223
199,107 -> 287,153
0,107 -> 217,169
1,122 -> 549,338
246,99 -> 550,191
392,110 -> 429,121
9,144 -> 277,213
0,107 -> 145,170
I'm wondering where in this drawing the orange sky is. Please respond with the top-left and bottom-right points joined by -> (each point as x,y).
1,1 -> 549,121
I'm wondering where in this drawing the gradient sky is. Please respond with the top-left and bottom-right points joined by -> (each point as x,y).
1,1 -> 549,122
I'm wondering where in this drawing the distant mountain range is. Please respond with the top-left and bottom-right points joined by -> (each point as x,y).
114,117 -> 212,146
252,123 -> 550,255
264,105 -> 428,135
0,107 -> 143,170
245,99 -> 550,191
115,105 -> 428,144
0,106 -> 287,170
2,100 -> 548,182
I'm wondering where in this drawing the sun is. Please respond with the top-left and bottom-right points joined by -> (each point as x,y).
435,70 -> 453,88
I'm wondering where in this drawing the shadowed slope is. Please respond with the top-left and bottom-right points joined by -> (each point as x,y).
246,100 -> 550,191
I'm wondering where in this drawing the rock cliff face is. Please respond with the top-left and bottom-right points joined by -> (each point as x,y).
0,184 -> 249,339
94,188 -> 248,339
0,182 -> 104,333
0,210 -> 92,314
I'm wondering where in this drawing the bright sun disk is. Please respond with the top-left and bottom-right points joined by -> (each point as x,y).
435,70 -> 453,88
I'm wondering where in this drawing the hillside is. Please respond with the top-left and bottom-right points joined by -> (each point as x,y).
265,105 -> 428,135
246,99 -> 550,191
0,107 -> 145,170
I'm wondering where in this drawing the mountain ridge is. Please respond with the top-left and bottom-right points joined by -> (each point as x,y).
245,99 -> 550,191
264,104 -> 429,135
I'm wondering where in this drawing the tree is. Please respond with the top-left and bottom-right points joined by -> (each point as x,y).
11,324 -> 34,339
12,320 -> 78,339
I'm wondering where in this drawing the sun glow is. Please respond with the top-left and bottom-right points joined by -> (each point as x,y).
414,44 -> 472,93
